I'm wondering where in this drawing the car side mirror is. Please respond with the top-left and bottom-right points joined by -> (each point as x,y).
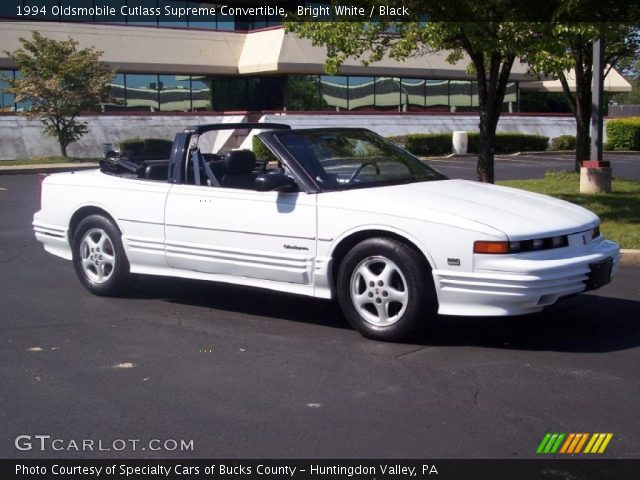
255,172 -> 297,192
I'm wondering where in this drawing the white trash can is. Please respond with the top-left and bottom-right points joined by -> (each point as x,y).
452,131 -> 468,154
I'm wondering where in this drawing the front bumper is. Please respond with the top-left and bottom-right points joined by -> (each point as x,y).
433,238 -> 620,316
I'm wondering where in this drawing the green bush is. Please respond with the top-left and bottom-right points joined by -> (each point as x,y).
252,135 -> 277,162
550,135 -> 577,151
606,117 -> 640,151
120,138 -> 172,158
468,132 -> 549,153
119,138 -> 145,157
143,138 -> 173,156
388,133 -> 453,156
389,132 -> 548,156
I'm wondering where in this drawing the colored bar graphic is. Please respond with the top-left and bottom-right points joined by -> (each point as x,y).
538,433 -> 613,454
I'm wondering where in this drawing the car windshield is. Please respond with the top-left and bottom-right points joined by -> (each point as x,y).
273,129 -> 447,190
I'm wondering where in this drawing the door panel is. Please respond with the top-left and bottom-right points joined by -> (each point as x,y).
164,185 -> 317,284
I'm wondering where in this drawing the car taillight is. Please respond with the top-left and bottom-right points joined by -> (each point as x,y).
38,173 -> 48,210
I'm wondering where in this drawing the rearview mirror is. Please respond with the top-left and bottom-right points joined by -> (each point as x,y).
255,172 -> 297,192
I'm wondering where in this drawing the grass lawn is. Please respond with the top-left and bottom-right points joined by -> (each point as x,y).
0,156 -> 99,166
499,171 -> 640,249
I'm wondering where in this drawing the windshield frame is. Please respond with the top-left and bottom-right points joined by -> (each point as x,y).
258,127 -> 448,193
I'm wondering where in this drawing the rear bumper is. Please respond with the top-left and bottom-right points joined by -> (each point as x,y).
433,239 -> 620,316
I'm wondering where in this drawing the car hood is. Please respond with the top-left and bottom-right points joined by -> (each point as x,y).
319,179 -> 599,240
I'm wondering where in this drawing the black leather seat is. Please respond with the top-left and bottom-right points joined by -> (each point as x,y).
144,163 -> 169,180
221,150 -> 257,189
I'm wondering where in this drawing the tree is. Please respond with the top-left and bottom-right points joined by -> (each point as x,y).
612,57 -> 640,105
286,1 -> 552,183
5,32 -> 114,157
524,23 -> 640,171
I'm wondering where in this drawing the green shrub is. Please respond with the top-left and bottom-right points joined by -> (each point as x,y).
389,132 -> 548,156
119,138 -> 145,157
143,138 -> 173,156
550,135 -> 577,150
606,117 -> 640,151
468,132 -> 549,153
252,135 -> 277,162
120,138 -> 172,158
388,133 -> 452,156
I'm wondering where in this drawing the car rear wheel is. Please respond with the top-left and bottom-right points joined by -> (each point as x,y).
72,215 -> 132,296
336,237 -> 437,341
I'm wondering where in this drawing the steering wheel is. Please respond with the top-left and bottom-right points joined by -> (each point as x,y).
348,161 -> 381,183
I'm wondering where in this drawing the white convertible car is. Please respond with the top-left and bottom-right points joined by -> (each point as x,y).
34,123 -> 620,341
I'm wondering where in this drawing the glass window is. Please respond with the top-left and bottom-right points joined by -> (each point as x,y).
217,6 -> 234,30
188,2 -> 216,29
125,74 -> 159,111
159,74 -> 191,111
346,77 -> 374,110
426,80 -> 449,109
99,0 -> 127,24
126,0 -> 158,26
0,71 -> 15,112
159,0 -> 188,28
287,75 -> 319,111
63,0 -> 95,22
211,77 -> 246,111
34,0 -> 60,21
449,80 -> 472,109
471,81 -> 479,108
191,76 -> 212,111
102,73 -> 126,111
13,71 -> 33,112
374,77 -> 401,111
503,82 -> 517,112
320,76 -> 348,111
400,78 -> 426,111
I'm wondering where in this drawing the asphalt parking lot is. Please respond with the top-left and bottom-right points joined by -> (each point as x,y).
428,152 -> 640,181
1,173 -> 639,460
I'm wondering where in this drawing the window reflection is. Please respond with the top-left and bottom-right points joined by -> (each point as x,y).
426,80 -> 449,109
375,77 -> 401,111
191,76 -> 212,110
126,74 -> 159,111
159,74 -> 191,111
321,76 -> 349,111
288,75 -> 319,111
103,73 -> 126,111
127,0 -> 158,26
401,79 -> 426,111
0,71 -> 15,112
346,76 -> 373,111
449,80 -> 471,109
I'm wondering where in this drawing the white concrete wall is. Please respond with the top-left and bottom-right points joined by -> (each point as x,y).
0,113 -> 581,160
0,114 -> 246,160
261,113 -> 578,140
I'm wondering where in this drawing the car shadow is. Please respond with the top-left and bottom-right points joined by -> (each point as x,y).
128,275 -> 350,330
426,294 -> 640,353
127,276 -> 640,353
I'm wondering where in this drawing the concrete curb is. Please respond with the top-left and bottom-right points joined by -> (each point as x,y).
620,249 -> 640,268
0,163 -> 99,175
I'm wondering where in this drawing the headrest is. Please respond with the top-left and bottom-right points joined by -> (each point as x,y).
224,150 -> 256,175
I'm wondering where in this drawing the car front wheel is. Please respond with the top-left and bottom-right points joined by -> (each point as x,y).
72,214 -> 132,296
336,237 -> 437,341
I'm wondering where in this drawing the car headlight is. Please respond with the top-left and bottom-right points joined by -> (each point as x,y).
474,234 -> 569,254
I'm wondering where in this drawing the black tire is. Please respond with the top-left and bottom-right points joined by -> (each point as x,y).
336,237 -> 437,341
72,214 -> 132,296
